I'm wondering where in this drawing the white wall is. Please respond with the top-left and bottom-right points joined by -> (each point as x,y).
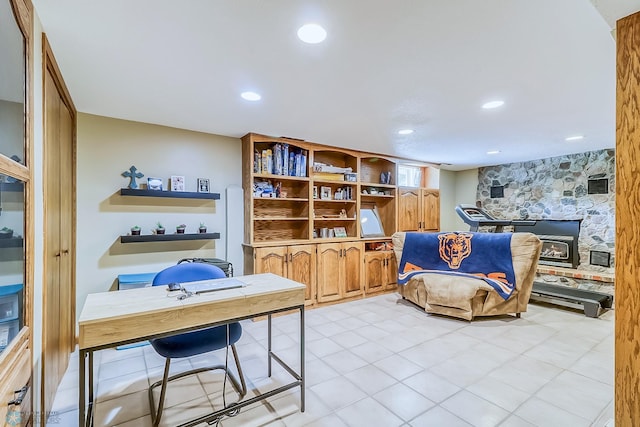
75,114 -> 242,317
439,168 -> 479,231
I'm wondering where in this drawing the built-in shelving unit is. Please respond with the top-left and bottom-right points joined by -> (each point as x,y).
241,132 -> 441,307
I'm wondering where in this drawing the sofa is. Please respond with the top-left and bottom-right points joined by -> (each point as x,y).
392,231 -> 542,321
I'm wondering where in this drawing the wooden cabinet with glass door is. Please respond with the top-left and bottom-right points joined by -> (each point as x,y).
1,0 -> 34,425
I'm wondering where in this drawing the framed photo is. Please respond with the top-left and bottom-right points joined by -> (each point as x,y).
147,177 -> 163,191
197,178 -> 210,193
320,186 -> 332,200
170,175 -> 185,192
333,226 -> 347,238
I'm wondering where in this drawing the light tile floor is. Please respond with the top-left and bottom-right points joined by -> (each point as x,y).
51,293 -> 614,426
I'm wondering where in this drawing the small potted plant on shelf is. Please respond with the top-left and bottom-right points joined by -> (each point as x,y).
199,222 -> 207,233
176,224 -> 186,234
130,225 -> 141,236
0,227 -> 13,239
155,222 -> 165,235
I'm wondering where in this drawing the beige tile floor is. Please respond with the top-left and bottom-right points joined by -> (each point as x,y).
51,293 -> 614,426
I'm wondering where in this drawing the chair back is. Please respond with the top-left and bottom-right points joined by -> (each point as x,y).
152,262 -> 226,286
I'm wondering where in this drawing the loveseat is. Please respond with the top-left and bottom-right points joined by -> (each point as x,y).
392,231 -> 542,321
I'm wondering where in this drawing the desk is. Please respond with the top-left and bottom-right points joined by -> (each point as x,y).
78,273 -> 306,427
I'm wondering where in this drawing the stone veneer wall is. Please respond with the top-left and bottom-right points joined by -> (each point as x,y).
477,149 -> 615,274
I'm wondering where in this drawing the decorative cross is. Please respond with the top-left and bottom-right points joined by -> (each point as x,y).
122,165 -> 144,189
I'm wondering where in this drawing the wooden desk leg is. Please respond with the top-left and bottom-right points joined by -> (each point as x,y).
79,349 -> 95,427
300,306 -> 305,412
267,313 -> 272,377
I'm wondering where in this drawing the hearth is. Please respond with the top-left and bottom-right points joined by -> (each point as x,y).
514,220 -> 581,269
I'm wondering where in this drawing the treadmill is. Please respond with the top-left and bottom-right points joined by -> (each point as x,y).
455,204 -> 613,317
455,204 -> 535,232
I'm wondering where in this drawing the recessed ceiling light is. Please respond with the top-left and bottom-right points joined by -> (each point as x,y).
487,150 -> 501,155
297,23 -> 327,44
565,135 -> 584,141
241,91 -> 261,101
398,129 -> 414,135
482,100 -> 505,109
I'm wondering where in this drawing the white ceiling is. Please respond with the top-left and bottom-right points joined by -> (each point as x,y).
33,0 -> 639,170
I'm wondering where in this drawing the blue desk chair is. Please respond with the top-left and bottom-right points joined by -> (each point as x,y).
149,263 -> 247,426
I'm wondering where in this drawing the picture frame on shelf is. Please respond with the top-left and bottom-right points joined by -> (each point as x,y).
320,186 -> 332,200
170,175 -> 186,192
147,177 -> 163,191
197,178 -> 210,193
333,226 -> 347,238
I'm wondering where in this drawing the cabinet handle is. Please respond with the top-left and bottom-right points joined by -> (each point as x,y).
289,253 -> 293,262
8,385 -> 28,406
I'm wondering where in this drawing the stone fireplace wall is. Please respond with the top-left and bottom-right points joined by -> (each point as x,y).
476,149 -> 615,273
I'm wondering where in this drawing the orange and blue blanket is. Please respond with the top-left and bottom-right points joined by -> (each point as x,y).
398,232 -> 516,300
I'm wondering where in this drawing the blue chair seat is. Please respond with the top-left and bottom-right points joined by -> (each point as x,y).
148,262 -> 247,426
151,323 -> 242,358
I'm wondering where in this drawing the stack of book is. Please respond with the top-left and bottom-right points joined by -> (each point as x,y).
253,143 -> 308,177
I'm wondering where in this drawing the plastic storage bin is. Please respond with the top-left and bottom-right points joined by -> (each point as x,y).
117,273 -> 156,290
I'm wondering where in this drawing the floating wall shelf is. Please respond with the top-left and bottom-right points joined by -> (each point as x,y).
0,182 -> 24,192
120,188 -> 220,200
120,233 -> 220,243
0,237 -> 23,248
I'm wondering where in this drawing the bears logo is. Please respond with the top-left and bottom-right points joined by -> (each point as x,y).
438,232 -> 473,269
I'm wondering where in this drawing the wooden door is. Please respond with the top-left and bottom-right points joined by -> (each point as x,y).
43,71 -> 62,414
421,189 -> 440,231
342,242 -> 363,298
254,247 -> 288,277
42,35 -> 76,423
398,188 -> 420,231
288,244 -> 316,305
316,243 -> 342,302
364,252 -> 386,294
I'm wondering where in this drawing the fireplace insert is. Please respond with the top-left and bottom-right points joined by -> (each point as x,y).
514,220 -> 580,269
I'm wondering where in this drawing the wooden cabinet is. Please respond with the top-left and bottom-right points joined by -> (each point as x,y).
251,245 -> 316,305
364,249 -> 397,294
241,133 -> 440,307
398,188 -> 440,232
316,242 -> 363,302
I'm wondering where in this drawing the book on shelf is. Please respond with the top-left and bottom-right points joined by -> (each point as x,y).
314,172 -> 345,181
256,143 -> 307,177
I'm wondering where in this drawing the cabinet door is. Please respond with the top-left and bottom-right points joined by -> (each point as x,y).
316,243 -> 342,302
254,247 -> 288,277
288,244 -> 316,305
421,189 -> 440,231
364,252 -> 386,294
398,188 -> 420,231
385,253 -> 398,290
342,242 -> 364,298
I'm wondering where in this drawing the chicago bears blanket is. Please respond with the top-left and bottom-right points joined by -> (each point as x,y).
397,232 -> 516,300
